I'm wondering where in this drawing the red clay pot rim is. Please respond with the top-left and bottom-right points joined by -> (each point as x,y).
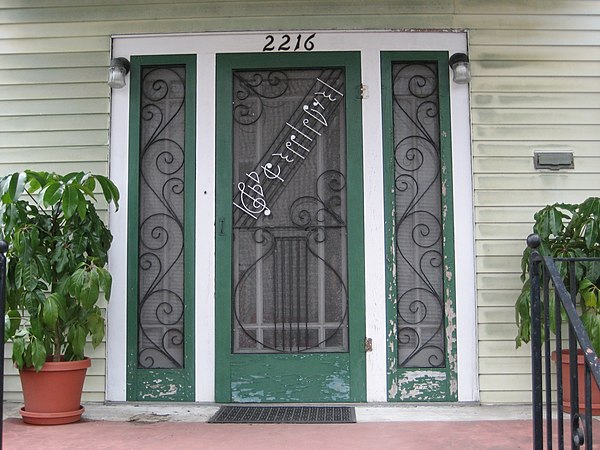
19,357 -> 91,372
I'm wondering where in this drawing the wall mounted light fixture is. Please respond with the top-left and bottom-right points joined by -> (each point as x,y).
449,53 -> 471,84
108,57 -> 131,89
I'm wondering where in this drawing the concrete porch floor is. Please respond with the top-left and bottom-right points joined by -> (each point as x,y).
0,402 -> 592,449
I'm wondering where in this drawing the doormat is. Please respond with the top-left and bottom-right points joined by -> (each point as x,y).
208,406 -> 356,424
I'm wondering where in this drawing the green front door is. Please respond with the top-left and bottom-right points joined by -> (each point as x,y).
215,52 -> 366,403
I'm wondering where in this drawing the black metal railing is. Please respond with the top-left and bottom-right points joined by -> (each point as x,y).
528,234 -> 600,449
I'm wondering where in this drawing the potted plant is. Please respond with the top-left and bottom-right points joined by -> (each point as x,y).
515,196 -> 600,413
0,170 -> 119,425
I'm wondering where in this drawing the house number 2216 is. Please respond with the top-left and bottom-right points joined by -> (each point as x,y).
262,33 -> 316,52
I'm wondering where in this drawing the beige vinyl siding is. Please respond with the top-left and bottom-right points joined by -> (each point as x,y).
1,0 -> 599,403
465,2 -> 600,403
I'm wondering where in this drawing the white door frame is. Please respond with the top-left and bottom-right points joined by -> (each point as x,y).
107,30 -> 477,402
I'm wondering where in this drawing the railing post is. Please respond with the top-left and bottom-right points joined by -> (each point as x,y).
0,239 -> 7,450
528,234 -> 543,450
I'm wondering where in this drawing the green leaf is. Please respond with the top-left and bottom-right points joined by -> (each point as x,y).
579,197 -> 600,219
33,253 -> 51,284
77,189 -> 87,220
42,180 -> 63,207
7,172 -> 26,203
67,267 -> 86,298
98,267 -> 112,301
581,311 -> 600,355
17,260 -> 39,292
534,205 -> 567,240
67,324 -> 86,360
4,310 -> 21,342
515,287 -> 531,347
584,219 -> 600,251
95,175 -> 120,210
579,278 -> 599,309
42,293 -> 61,328
87,311 -> 105,348
80,269 -> 100,309
31,338 -> 47,371
62,185 -> 79,220
12,336 -> 25,369
24,170 -> 48,191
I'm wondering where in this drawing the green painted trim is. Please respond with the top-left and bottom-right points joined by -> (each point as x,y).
231,353 -> 351,402
126,54 -> 196,401
214,53 -> 233,403
215,51 -> 365,403
381,51 -> 457,402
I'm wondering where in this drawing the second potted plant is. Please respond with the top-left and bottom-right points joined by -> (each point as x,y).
0,170 -> 119,424
515,197 -> 600,413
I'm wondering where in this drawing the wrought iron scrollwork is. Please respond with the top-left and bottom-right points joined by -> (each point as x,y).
392,62 -> 445,368
231,68 -> 348,355
233,71 -> 289,125
137,66 -> 186,369
233,171 -> 348,353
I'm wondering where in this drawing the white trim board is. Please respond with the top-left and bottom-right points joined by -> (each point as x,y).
107,30 -> 477,403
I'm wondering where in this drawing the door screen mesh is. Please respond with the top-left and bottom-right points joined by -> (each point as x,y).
231,68 -> 349,354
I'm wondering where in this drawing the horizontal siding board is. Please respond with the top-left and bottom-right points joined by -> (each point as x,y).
0,51 -> 108,69
2,67 -> 107,85
477,274 -> 526,291
472,60 -> 600,77
478,341 -> 531,358
477,291 -> 522,309
474,142 -> 599,157
0,130 -> 108,147
475,174 -> 600,190
479,391 -> 531,403
473,157 -> 531,173
478,306 -> 516,324
0,99 -> 108,116
479,323 -> 522,341
473,125 -> 600,141
476,256 -> 522,273
472,93 -> 600,109
472,109 -> 600,125
471,45 -> 600,60
479,374 -> 531,391
455,0 -> 600,14
0,114 -> 108,132
0,147 -> 108,163
474,157 -> 600,174
475,190 -> 599,206
475,206 -> 539,223
0,16 -> 455,39
458,16 -> 600,32
471,76 -> 600,93
476,240 -> 525,256
476,223 -> 532,239
0,161 -> 107,174
0,83 -> 107,100
0,36 -> 109,53
479,357 -> 530,374
0,2 -> 454,25
469,29 -> 600,46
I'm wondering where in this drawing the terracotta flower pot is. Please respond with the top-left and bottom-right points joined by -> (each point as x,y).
552,350 -> 600,415
18,357 -> 91,425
